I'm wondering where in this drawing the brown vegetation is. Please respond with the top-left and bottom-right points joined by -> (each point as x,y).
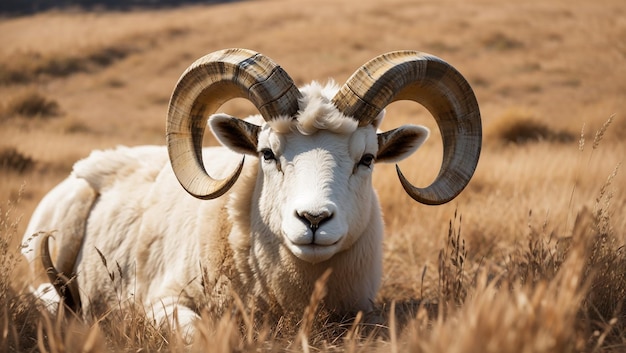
1,89 -> 60,120
487,108 -> 576,144
0,147 -> 35,173
1,0 -> 625,351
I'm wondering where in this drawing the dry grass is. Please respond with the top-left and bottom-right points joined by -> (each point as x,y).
1,89 -> 61,120
486,107 -> 576,145
1,0 -> 625,351
0,147 -> 35,174
2,162 -> 625,352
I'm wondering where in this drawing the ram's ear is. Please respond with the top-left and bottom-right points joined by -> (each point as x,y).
372,109 -> 386,129
376,125 -> 429,163
209,114 -> 260,156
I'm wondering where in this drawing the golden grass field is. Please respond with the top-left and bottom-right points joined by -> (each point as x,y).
1,0 -> 625,351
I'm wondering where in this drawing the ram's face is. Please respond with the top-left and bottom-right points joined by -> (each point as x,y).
208,83 -> 430,264
254,119 -> 378,264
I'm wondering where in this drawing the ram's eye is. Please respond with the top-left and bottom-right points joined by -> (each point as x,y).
261,149 -> 276,162
358,153 -> 375,168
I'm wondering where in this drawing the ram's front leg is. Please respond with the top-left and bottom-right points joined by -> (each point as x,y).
149,296 -> 200,341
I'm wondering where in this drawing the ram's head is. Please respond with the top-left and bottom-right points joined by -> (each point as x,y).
166,48 -> 482,263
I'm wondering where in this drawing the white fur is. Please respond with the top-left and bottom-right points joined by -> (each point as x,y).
21,82 -> 429,336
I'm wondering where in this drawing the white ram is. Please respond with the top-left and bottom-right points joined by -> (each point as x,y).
22,48 -> 481,335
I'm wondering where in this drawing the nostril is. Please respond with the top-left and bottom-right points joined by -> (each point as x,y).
297,211 -> 332,231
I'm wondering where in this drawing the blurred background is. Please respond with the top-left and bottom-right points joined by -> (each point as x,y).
1,0 -> 241,16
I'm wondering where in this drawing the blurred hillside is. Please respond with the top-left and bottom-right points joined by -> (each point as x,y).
0,0 -> 240,16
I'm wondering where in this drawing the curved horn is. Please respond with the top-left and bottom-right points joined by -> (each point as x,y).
167,48 -> 301,199
332,51 -> 482,205
41,233 -> 81,312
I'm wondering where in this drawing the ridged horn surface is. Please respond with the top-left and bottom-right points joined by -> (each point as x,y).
41,233 -> 81,312
167,48 -> 301,199
332,51 -> 482,205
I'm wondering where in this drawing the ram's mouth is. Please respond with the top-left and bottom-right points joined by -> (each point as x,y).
287,241 -> 342,264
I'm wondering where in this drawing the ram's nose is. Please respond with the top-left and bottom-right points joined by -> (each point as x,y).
296,210 -> 333,233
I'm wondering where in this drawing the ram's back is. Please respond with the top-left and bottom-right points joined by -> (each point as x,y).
23,144 -> 249,319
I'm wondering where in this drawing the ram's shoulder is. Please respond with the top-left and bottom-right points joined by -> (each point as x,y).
72,146 -> 168,193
